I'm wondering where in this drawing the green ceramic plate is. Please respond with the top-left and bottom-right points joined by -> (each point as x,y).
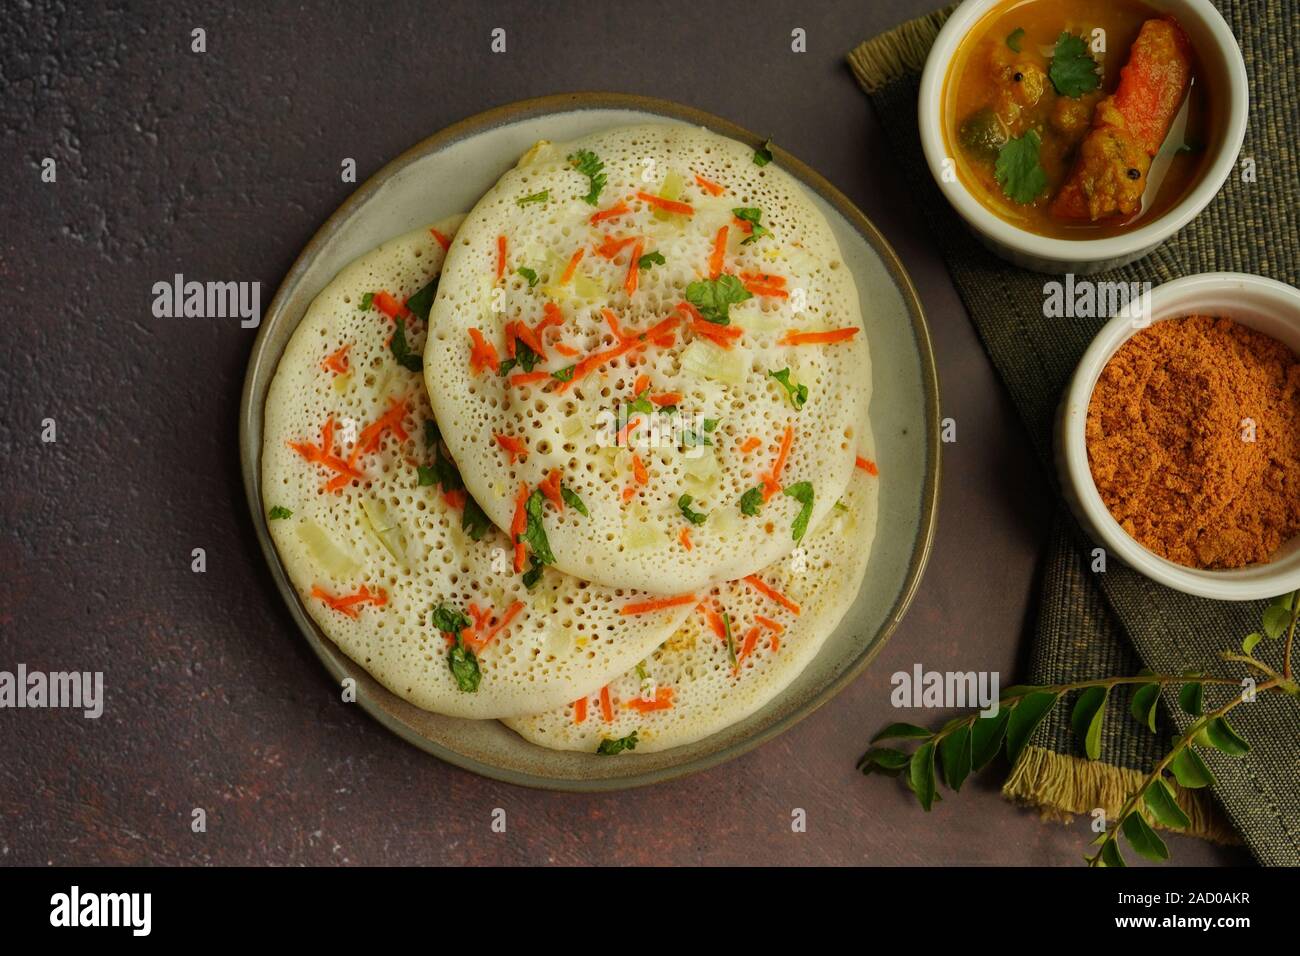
239,92 -> 940,790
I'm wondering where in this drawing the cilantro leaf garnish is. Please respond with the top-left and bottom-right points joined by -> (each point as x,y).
731,207 -> 771,244
1006,27 -> 1025,53
448,642 -> 481,693
420,419 -> 490,542
516,266 -> 540,288
522,555 -> 545,589
685,275 -> 753,325
568,149 -> 607,205
739,486 -> 764,516
405,277 -> 438,322
517,190 -> 549,206
627,389 -> 654,415
561,484 -> 588,516
432,603 -> 472,636
783,480 -> 814,543
753,139 -> 774,167
358,291 -> 374,312
514,338 -> 540,371
994,131 -> 1048,204
1048,32 -> 1101,97
498,358 -> 517,377
596,731 -> 639,755
703,418 -> 719,433
267,506 -> 293,520
768,368 -> 808,410
681,429 -> 712,449
638,250 -> 665,270
461,496 -> 490,541
520,490 -> 556,565
551,365 -> 575,382
435,599 -> 484,690
389,317 -> 423,372
678,494 -> 709,526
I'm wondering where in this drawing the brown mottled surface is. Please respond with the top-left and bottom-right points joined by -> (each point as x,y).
0,0 -> 1246,865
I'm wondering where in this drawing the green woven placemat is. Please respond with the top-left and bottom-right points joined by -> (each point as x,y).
849,1 -> 1300,865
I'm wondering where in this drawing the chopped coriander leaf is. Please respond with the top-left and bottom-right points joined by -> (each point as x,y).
768,367 -> 808,410
461,496 -> 491,541
681,428 -> 713,449
731,207 -> 771,244
448,643 -> 481,693
833,499 -> 849,512
515,339 -> 542,373
432,602 -> 472,636
423,418 -> 440,449
521,490 -> 556,565
521,555 -> 545,589
783,481 -> 814,542
416,465 -> 438,487
638,250 -> 666,270
678,494 -> 708,526
685,274 -> 752,325
1048,32 -> 1101,98
658,405 -> 678,415
722,611 -> 737,668
635,661 -> 648,681
517,190 -> 549,206
561,484 -> 589,516
389,317 -> 423,372
703,418 -> 719,432
994,131 -> 1048,204
405,277 -> 438,322
267,505 -> 293,520
1005,27 -> 1025,53
516,266 -> 540,288
627,389 -> 654,415
551,365 -> 575,382
739,486 -> 764,516
568,149 -> 607,205
498,357 -> 517,377
596,731 -> 639,755
752,138 -> 774,167
358,291 -> 374,311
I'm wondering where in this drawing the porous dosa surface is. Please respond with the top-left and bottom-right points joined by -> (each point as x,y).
426,124 -> 871,594
262,220 -> 691,719
504,430 -> 879,753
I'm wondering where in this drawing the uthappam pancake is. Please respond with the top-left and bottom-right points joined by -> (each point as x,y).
261,220 -> 692,720
425,124 -> 871,595
503,434 -> 879,753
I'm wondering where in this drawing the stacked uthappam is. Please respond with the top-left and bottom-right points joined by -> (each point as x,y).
262,124 -> 880,754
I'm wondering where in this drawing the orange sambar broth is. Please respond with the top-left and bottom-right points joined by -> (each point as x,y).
941,0 -> 1216,239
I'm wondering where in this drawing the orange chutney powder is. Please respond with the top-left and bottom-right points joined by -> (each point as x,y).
1086,315 -> 1300,569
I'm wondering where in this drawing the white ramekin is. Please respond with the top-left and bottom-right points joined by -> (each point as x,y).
918,0 -> 1248,275
1056,273 -> 1300,601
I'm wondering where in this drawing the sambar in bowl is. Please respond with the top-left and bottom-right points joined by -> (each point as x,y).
917,0 -> 1247,273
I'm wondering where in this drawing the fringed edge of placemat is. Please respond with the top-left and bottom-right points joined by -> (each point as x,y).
1003,745 -> 1241,845
847,6 -> 954,94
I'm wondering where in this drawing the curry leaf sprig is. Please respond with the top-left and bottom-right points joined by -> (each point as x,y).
860,592 -> 1299,866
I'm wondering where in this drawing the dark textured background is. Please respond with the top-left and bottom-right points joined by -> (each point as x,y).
0,0 -> 1246,865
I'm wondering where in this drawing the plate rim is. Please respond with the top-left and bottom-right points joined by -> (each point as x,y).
238,90 -> 941,791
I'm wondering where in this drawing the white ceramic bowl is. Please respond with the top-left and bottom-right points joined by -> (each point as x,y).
918,0 -> 1248,275
1056,273 -> 1300,601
